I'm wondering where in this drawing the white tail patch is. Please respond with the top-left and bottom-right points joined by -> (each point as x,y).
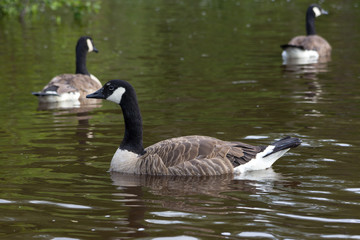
86,39 -> 94,52
38,92 -> 80,103
282,48 -> 319,59
233,145 -> 290,174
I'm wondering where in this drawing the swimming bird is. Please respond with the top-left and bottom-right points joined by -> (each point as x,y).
281,4 -> 331,62
32,36 -> 101,103
87,80 -> 301,176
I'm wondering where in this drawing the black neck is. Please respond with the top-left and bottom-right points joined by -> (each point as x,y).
119,89 -> 145,155
75,46 -> 90,75
306,8 -> 316,35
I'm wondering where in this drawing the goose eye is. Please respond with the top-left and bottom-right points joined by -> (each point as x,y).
108,85 -> 114,91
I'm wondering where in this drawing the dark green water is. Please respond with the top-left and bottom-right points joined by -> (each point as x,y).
1,0 -> 360,239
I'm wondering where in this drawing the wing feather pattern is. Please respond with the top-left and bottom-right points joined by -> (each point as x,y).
42,74 -> 102,98
288,35 -> 331,56
136,136 -> 264,176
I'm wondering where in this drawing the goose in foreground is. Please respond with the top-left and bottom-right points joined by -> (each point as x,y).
32,36 -> 102,103
281,4 -> 331,62
87,80 -> 301,176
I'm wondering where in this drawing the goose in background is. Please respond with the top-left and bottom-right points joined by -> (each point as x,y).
281,4 -> 331,63
32,36 -> 102,104
86,80 -> 301,176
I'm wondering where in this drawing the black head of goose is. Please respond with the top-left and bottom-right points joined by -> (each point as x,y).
87,80 -> 301,176
32,36 -> 101,103
281,4 -> 331,61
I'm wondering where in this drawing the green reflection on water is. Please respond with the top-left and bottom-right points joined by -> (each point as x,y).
1,0 -> 360,239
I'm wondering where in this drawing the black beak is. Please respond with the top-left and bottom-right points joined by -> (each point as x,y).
86,88 -> 104,99
93,47 -> 99,53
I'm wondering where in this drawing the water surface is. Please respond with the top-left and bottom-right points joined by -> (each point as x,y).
0,1 -> 360,239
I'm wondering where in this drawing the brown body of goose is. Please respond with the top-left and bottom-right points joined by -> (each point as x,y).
32,36 -> 101,103
38,74 -> 101,101
123,135 -> 264,175
281,4 -> 331,60
87,80 -> 301,176
285,35 -> 331,57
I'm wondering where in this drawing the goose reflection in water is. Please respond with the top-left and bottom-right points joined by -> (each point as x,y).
282,59 -> 329,109
110,169 -> 299,200
36,97 -> 102,111
32,101 -> 102,152
109,170 -> 300,238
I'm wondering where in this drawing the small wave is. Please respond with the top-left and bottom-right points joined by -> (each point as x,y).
277,213 -> 360,224
29,200 -> 92,209
243,135 -> 269,140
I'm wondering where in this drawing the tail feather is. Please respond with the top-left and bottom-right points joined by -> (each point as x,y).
281,44 -> 305,50
32,91 -> 59,97
233,136 -> 301,174
264,136 -> 301,157
32,85 -> 60,97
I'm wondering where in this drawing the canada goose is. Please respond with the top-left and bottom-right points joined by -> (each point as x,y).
281,4 -> 331,61
32,36 -> 101,103
87,80 -> 301,176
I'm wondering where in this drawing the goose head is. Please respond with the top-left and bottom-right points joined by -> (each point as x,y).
87,80 -> 144,155
86,80 -> 134,105
306,4 -> 328,36
77,36 -> 99,53
308,4 -> 328,18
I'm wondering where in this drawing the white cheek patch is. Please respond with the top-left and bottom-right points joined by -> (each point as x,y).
86,39 -> 94,52
107,87 -> 126,104
313,7 -> 321,17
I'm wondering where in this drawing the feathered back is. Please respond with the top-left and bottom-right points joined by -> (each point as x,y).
42,74 -> 102,98
136,136 -> 263,176
288,35 -> 331,57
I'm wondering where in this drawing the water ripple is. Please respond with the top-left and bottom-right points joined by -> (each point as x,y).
243,135 -> 269,140
145,219 -> 185,225
0,199 -> 13,204
151,211 -> 196,218
345,188 -> 360,194
321,234 -> 360,239
277,213 -> 360,224
29,200 -> 92,209
237,231 -> 275,239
